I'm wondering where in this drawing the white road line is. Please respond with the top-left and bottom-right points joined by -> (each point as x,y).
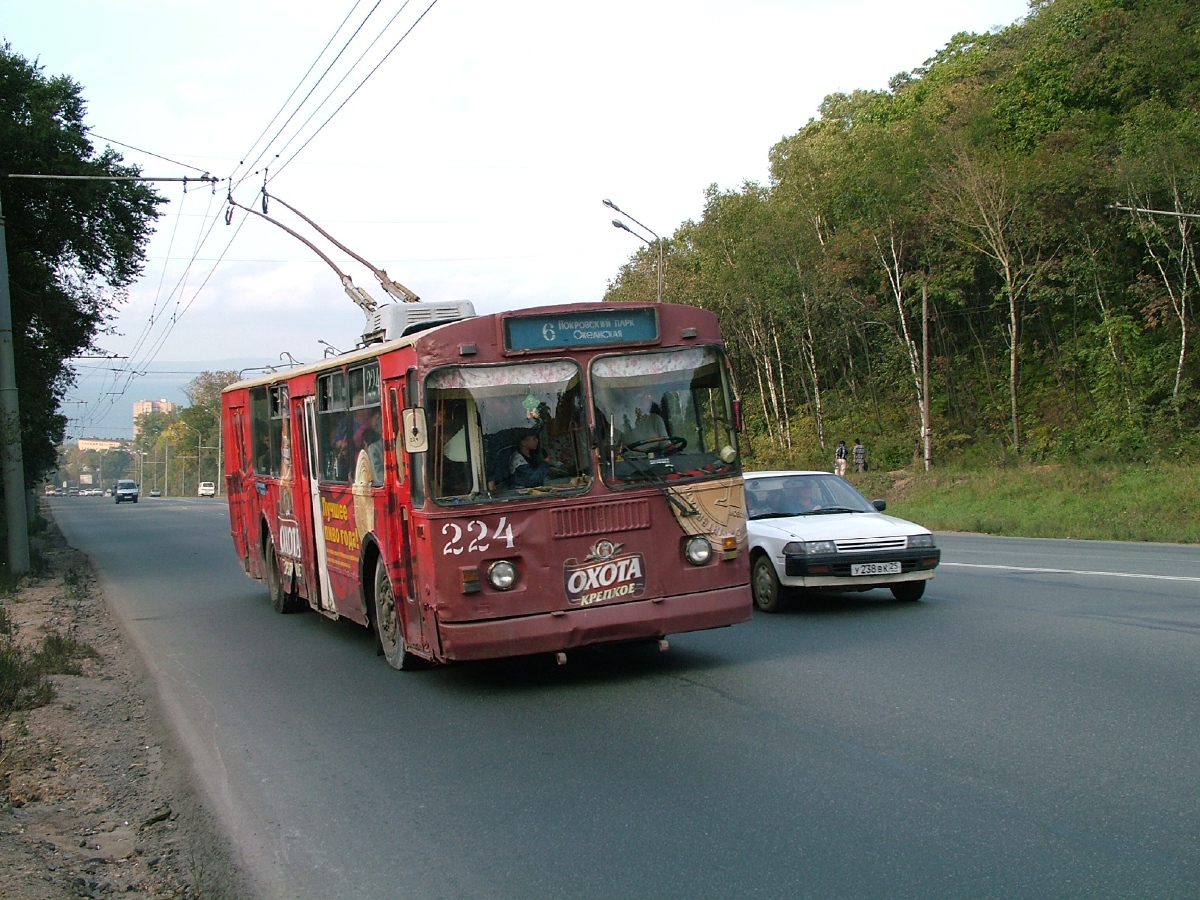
942,562 -> 1200,584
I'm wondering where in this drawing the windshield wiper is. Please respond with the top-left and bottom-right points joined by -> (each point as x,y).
810,506 -> 859,515
622,458 -> 700,519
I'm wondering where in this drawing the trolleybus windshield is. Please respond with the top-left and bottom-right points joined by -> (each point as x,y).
426,359 -> 593,504
592,345 -> 740,486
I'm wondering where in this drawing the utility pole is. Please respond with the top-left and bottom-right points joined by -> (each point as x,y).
0,189 -> 30,575
922,281 -> 931,473
0,171 -> 215,572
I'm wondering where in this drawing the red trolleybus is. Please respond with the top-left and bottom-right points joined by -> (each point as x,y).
222,300 -> 749,668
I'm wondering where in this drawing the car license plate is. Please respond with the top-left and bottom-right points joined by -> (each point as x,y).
851,561 -> 901,576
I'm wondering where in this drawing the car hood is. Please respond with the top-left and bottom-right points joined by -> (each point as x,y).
748,511 -> 930,542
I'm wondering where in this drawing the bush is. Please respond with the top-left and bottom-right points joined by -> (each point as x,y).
0,620 -> 98,717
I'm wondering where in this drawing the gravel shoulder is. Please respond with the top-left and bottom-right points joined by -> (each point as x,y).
1,510 -> 252,899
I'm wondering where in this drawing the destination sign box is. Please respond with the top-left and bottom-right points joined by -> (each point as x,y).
504,307 -> 659,352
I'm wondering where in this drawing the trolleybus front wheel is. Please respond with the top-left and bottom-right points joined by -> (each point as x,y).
373,558 -> 418,670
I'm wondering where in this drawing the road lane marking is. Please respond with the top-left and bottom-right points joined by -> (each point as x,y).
942,562 -> 1200,583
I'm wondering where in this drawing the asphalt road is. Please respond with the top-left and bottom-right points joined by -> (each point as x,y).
49,497 -> 1200,899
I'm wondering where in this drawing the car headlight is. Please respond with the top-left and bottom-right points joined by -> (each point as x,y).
783,540 -> 836,555
486,560 -> 517,590
685,537 -> 713,566
908,533 -> 935,549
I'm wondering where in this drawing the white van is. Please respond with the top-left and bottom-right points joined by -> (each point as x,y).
114,480 -> 139,504
198,481 -> 216,497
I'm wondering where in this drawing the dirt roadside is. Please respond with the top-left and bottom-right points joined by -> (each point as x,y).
1,510 -> 253,899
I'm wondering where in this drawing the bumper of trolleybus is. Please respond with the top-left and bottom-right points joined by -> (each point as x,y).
435,585 -> 752,662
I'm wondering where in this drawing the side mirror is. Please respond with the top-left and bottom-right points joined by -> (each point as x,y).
401,408 -> 428,453
872,499 -> 887,512
732,398 -> 744,433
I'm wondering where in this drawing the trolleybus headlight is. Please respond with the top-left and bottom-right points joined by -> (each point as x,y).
487,560 -> 517,590
685,537 -> 713,566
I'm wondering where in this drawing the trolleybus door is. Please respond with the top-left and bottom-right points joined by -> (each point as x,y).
387,384 -> 424,650
300,397 -> 336,613
226,406 -> 251,567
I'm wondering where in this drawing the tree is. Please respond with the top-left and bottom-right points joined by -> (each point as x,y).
1117,100 -> 1200,407
183,371 -> 238,485
930,135 -> 1047,454
0,44 -> 163,483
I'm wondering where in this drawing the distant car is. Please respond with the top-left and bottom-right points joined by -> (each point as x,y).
149,488 -> 161,498
744,470 -> 941,612
197,481 -> 215,497
113,480 -> 139,504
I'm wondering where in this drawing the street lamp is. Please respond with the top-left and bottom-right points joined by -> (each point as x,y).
603,198 -> 664,303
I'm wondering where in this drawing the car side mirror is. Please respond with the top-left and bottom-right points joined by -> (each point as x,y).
872,499 -> 886,512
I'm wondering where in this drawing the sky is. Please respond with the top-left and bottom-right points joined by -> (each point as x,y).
4,0 -> 1031,438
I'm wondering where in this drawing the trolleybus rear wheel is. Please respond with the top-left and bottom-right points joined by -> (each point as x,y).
373,558 -> 416,670
264,540 -> 300,613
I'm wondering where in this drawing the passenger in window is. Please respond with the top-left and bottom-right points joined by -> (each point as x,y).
328,418 -> 352,481
360,411 -> 385,486
255,431 -> 271,474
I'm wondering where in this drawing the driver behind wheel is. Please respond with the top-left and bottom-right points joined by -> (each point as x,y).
616,389 -> 668,447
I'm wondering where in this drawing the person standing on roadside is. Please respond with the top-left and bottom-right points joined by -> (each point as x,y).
834,439 -> 848,477
853,438 -> 867,473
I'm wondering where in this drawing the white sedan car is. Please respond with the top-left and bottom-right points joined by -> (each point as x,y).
745,470 -> 941,612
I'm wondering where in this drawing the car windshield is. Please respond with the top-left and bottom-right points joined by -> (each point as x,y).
745,474 -> 875,518
591,346 -> 740,487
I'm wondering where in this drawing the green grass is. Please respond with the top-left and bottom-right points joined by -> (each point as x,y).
847,462 -> 1200,544
0,621 -> 99,717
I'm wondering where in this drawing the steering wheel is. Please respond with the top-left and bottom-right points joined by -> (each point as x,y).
622,435 -> 688,455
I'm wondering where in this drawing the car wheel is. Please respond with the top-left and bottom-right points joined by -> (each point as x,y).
373,557 -> 419,670
890,581 -> 926,602
752,555 -> 786,613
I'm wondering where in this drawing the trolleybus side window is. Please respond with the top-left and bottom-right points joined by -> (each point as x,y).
250,386 -> 271,474
268,385 -> 288,477
317,362 -> 383,485
425,360 -> 592,504
350,362 -> 383,486
405,370 -> 424,507
317,370 -> 350,482
591,346 -> 740,486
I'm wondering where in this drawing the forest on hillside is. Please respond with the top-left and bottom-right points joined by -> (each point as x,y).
603,0 -> 1200,471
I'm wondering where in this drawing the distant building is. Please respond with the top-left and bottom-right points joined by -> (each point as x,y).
133,399 -> 177,437
77,438 -> 124,452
